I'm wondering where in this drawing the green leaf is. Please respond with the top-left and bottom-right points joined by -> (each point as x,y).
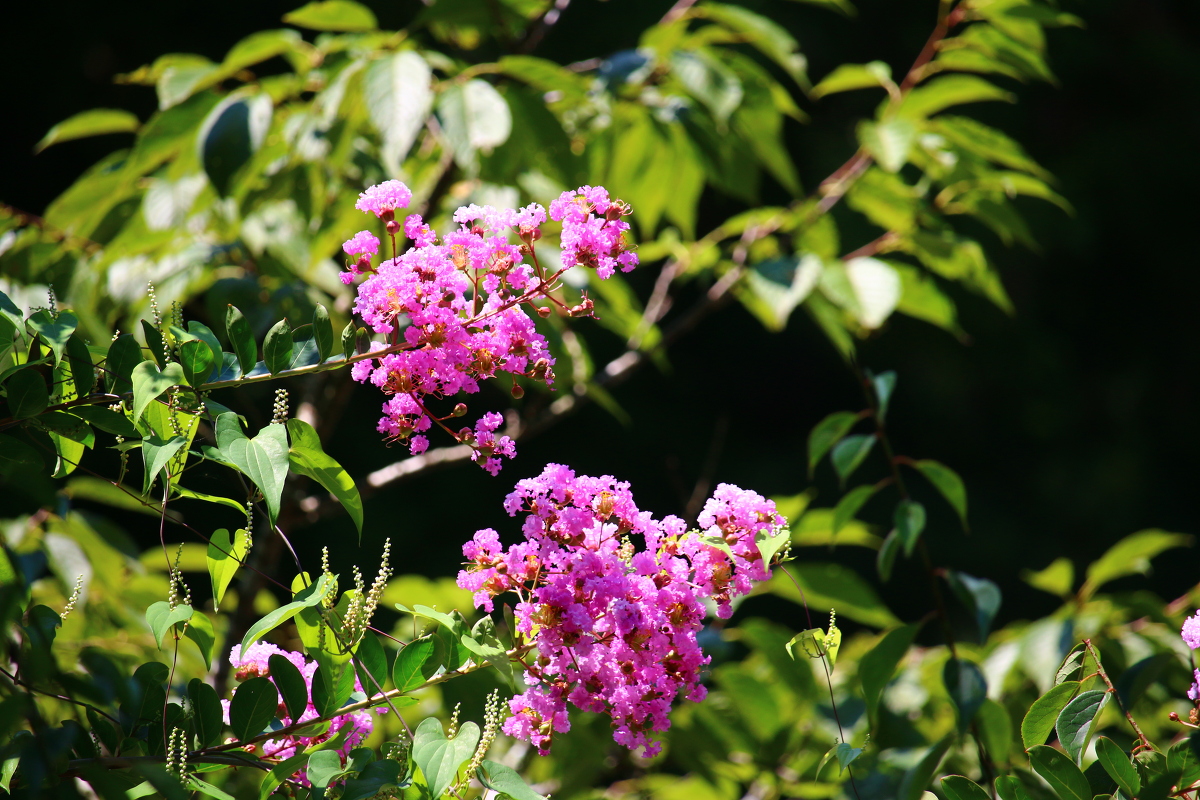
944,570 -> 1001,642
74,406 -> 139,437
263,320 -> 293,375
1081,529 -> 1191,599
976,698 -> 1012,764
225,305 -> 257,374
5,369 -> 48,419
216,414 -> 290,527
438,79 -> 513,170
26,310 -> 78,366
104,333 -> 143,395
343,760 -> 403,800
239,573 -> 334,658
312,304 -> 334,362
994,775 -> 1032,800
141,320 -> 167,368
130,361 -> 184,424
1095,737 -> 1140,797
310,663 -> 356,717
943,658 -> 987,732
412,717 -> 481,799
258,753 -> 310,800
831,434 -> 876,486
899,733 -> 953,800
1020,681 -> 1080,750
871,370 -> 896,421
306,750 -> 343,790
341,321 -> 356,360
145,601 -> 193,647
207,528 -> 250,609
833,484 -> 878,535
1027,744 -> 1091,800
812,61 -> 893,98
910,459 -> 969,530
858,118 -> 917,172
229,676 -> 279,743
768,562 -> 900,628
894,500 -> 926,556
179,340 -> 216,387
287,418 -> 363,535
478,760 -> 546,800
754,524 -> 790,567
392,635 -> 440,693
184,610 -> 216,669
200,95 -> 272,197
283,0 -> 378,31
941,776 -> 991,800
699,3 -> 809,86
354,632 -> 389,695
899,75 -> 1014,119
366,51 -> 432,173
268,654 -> 309,721
835,741 -> 863,773
221,29 -> 301,75
188,678 -> 224,748
807,411 -> 860,476
1055,689 -> 1106,764
0,433 -> 40,470
860,623 -> 920,723
1022,557 -> 1074,598
141,434 -> 187,494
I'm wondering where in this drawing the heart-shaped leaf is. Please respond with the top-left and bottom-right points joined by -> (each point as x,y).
145,601 -> 193,647
207,527 -> 251,608
216,413 -> 290,526
131,361 -> 185,423
413,717 -> 481,799
478,761 -> 546,800
26,310 -> 78,366
184,609 -> 216,669
142,434 -> 187,494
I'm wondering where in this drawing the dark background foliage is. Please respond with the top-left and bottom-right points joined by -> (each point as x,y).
3,0 -> 1197,631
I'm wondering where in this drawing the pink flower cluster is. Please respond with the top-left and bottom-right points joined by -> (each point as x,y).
456,464 -> 787,756
341,182 -> 638,475
1184,612 -> 1200,700
223,642 -> 380,782
549,186 -> 638,279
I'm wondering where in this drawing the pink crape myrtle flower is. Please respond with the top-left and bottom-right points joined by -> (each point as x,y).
1183,612 -> 1200,650
340,231 -> 381,285
549,186 -> 639,279
355,180 -> 412,220
457,464 -> 789,756
222,642 -> 383,785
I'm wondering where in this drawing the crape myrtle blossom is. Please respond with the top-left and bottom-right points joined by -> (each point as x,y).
457,464 -> 789,756
223,642 -> 382,784
339,181 -> 638,475
1183,611 -> 1200,700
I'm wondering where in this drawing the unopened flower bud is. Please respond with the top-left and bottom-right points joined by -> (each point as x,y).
453,403 -> 468,417
458,427 -> 475,444
381,208 -> 395,223
386,219 -> 400,236
356,255 -> 372,272
511,383 -> 525,399
536,306 -> 551,318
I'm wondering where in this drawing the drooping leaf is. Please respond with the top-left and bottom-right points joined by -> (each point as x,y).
836,741 -> 864,774
184,609 -> 216,670
831,434 -> 876,486
239,573 -> 334,658
216,414 -> 290,526
141,434 -> 187,494
807,410 -> 860,477
268,654 -> 309,721
1055,689 -> 1106,764
1027,744 -> 1091,800
1020,681 -> 1079,750
478,760 -> 546,800
26,310 -> 78,366
1081,529 -> 1191,599
207,528 -> 251,608
860,623 -> 920,723
943,658 -> 987,732
812,61 -> 893,98
287,418 -> 363,535
145,601 -> 193,648
283,0 -> 378,31
894,500 -> 926,556
35,108 -> 140,152
412,717 -> 481,799
911,459 -> 969,530
130,361 -> 185,424
944,570 -> 1002,642
229,676 -> 279,743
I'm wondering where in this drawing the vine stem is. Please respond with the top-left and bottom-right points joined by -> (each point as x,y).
1083,638 -> 1152,751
